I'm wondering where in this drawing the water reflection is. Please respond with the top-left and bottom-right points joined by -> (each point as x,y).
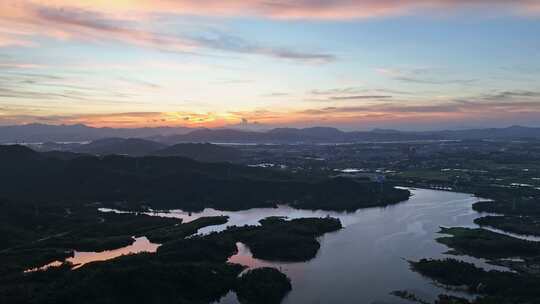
96,189 -> 528,304
211,189 -> 508,304
227,242 -> 302,275
101,205 -> 394,235
26,237 -> 160,272
482,227 -> 540,242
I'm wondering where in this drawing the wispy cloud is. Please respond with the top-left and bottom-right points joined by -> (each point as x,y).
329,95 -> 393,100
0,33 -> 35,47
485,90 -> 540,100
376,67 -> 477,85
2,0 -> 536,59
307,87 -> 412,102
210,79 -> 254,85
117,77 -> 161,89
0,62 -> 44,69
310,87 -> 365,96
299,90 -> 540,116
6,1 -> 538,20
261,92 -> 290,97
0,71 -> 141,106
4,89 -> 540,128
0,2 -> 336,63
0,111 -> 244,128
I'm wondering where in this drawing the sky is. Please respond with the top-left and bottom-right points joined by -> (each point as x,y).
1,1 -> 540,131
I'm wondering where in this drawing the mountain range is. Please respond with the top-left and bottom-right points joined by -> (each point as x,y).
29,138 -> 242,163
1,124 -> 540,144
148,125 -> 540,143
0,123 -> 193,143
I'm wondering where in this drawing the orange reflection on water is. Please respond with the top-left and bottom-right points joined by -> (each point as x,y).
26,236 -> 160,272
227,242 -> 304,278
227,242 -> 276,270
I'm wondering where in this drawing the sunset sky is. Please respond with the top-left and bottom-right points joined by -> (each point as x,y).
1,0 -> 540,130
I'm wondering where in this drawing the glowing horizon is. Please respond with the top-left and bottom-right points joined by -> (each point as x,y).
1,0 -> 540,131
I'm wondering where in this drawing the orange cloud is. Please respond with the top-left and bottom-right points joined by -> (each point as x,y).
4,92 -> 540,128
0,1 -> 197,51
9,111 -> 242,128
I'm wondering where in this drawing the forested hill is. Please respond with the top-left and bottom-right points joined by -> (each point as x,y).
0,145 -> 409,212
30,138 -> 243,163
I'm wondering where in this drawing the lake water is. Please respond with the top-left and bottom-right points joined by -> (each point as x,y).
205,188 -> 506,304
102,188 -> 513,303
60,188 -> 521,303
26,237 -> 160,272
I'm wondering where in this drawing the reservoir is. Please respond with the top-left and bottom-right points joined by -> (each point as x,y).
83,189 -> 514,303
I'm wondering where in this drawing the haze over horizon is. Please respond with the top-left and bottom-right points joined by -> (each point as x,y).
1,1 -> 540,130
4,122 -> 540,133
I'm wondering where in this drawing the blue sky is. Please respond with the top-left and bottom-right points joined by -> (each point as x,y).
1,0 -> 539,130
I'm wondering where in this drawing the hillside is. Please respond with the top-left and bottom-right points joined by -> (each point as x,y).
0,145 -> 409,212
30,139 -> 242,162
72,138 -> 166,156
152,143 -> 241,163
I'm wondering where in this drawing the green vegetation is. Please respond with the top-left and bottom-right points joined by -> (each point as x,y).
390,290 -> 430,304
475,215 -> 540,237
473,199 -> 540,216
411,258 -> 540,304
157,234 -> 238,263
235,267 -> 292,304
0,196 -> 341,304
1,254 -> 245,304
0,145 -> 410,212
152,142 -> 242,163
225,217 -> 342,261
0,199 -> 249,304
391,290 -> 470,304
437,227 -> 540,258
146,216 -> 229,243
287,178 -> 410,211
0,200 -> 181,274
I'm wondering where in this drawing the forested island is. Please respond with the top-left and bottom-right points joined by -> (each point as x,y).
0,197 -> 341,304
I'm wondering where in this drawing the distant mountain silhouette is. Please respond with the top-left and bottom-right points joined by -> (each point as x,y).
1,124 -> 540,144
152,143 -> 241,163
0,123 -> 193,143
160,125 -> 540,144
30,138 -> 242,162
160,127 -> 349,144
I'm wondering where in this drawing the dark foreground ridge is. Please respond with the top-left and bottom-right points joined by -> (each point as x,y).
0,145 -> 410,212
